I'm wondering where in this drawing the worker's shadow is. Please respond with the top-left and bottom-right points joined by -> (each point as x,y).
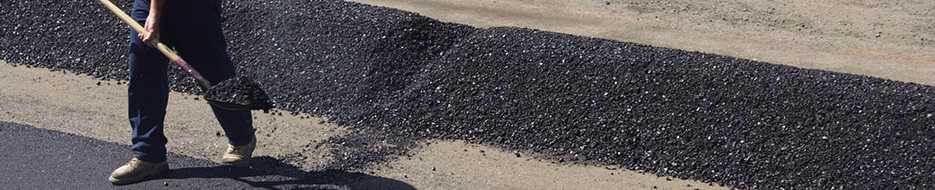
163,156 -> 415,190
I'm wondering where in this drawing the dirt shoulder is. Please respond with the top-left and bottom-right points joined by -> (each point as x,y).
352,0 -> 935,85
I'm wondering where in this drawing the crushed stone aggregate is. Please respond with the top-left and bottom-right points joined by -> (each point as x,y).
3,0 -> 935,189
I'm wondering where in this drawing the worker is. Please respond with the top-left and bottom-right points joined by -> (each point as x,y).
108,0 -> 256,185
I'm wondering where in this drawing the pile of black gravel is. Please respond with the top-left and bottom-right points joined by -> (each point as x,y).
204,76 -> 274,110
220,0 -> 475,121
0,0 -> 128,79
362,27 -> 935,189
4,0 -> 935,189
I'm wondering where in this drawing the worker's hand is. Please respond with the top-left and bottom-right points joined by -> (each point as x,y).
138,15 -> 160,47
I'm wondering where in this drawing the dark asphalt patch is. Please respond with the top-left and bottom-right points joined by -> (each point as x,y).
0,122 -> 414,190
4,0 -> 935,189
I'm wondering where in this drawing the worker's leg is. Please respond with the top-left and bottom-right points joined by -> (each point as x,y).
126,0 -> 170,163
110,1 -> 173,184
166,0 -> 255,146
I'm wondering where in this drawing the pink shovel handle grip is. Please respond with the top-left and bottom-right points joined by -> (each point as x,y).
173,59 -> 214,88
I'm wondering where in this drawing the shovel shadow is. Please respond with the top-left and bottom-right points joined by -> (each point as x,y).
163,156 -> 416,190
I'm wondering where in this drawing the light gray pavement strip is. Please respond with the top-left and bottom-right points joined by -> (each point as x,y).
0,121 -> 414,190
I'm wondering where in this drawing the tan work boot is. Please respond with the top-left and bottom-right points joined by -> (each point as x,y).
108,158 -> 169,185
221,137 -> 256,166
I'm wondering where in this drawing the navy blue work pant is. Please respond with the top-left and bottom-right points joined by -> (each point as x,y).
128,0 -> 252,162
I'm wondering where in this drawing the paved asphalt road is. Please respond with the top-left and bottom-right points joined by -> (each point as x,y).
0,122 -> 415,190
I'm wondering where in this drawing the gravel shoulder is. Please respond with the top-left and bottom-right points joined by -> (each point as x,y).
0,61 -> 722,189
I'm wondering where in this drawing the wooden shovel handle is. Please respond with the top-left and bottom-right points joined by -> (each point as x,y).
97,0 -> 214,88
98,0 -> 180,62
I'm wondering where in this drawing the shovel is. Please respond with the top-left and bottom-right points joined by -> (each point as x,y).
98,0 -> 273,111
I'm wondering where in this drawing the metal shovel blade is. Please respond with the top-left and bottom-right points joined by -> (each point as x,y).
203,76 -> 274,111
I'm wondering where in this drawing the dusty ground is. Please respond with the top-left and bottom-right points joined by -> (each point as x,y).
0,61 -> 720,189
5,0 -> 934,189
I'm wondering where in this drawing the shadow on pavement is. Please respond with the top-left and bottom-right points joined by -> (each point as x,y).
165,156 -> 416,190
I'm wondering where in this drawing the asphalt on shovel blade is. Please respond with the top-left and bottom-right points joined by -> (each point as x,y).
204,76 -> 274,110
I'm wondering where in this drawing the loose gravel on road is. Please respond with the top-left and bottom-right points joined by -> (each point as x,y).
3,0 -> 935,189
